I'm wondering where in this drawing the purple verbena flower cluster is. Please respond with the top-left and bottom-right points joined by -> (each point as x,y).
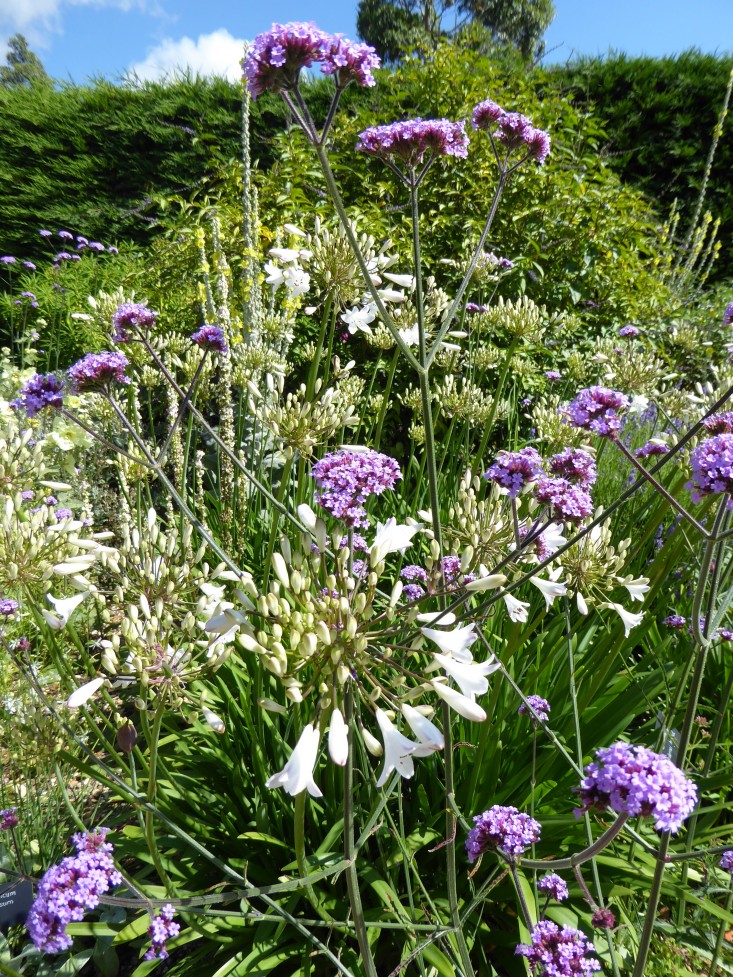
537,873 -> 568,902
702,412 -> 733,435
575,741 -> 698,832
471,99 -> 551,164
243,22 -> 379,99
534,477 -> 593,524
719,850 -> 733,874
518,695 -> 550,724
67,352 -> 129,393
311,448 -> 401,527
466,805 -> 541,861
401,565 -> 429,583
663,614 -> 687,630
0,598 -> 19,616
13,373 -> 65,417
687,434 -> 733,505
635,440 -> 669,458
722,302 -> 733,327
548,447 -> 597,488
516,921 -> 600,976
144,904 -> 180,961
618,325 -> 640,339
191,324 -> 228,353
112,302 -> 157,342
485,447 -> 544,498
26,829 -> 122,953
356,118 -> 469,169
545,370 -> 562,381
563,386 -> 630,439
591,908 -> 616,930
0,808 -> 19,830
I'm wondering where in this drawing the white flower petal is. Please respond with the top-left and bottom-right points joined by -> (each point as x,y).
266,724 -> 322,798
46,591 -> 88,628
503,593 -> 530,623
328,708 -> 349,766
375,708 -> 418,786
67,677 -> 104,709
433,652 -> 499,698
431,681 -> 487,721
402,704 -> 444,755
421,623 -> 477,661
464,574 -> 507,592
202,706 -> 225,734
370,519 -> 420,563
529,574 -> 567,610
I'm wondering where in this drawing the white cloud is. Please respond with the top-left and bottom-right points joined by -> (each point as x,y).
128,29 -> 246,83
0,0 -> 158,46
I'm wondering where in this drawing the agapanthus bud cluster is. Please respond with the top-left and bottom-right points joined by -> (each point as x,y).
12,373 -> 65,417
563,386 -> 630,439
576,741 -> 698,832
67,352 -> 130,393
244,22 -> 379,99
516,921 -> 600,975
112,301 -> 157,342
485,447 -> 544,498
687,434 -> 733,505
26,829 -> 122,953
466,805 -> 541,861
471,99 -> 551,164
356,118 -> 469,169
311,449 -> 401,527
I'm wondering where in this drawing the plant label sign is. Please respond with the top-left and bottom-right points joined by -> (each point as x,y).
0,880 -> 33,930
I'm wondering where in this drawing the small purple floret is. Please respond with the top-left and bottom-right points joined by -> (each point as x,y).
635,441 -> 669,458
703,412 -> 733,435
0,599 -> 19,616
466,805 -> 541,862
537,873 -> 568,902
145,904 -> 180,961
663,614 -> 687,630
191,324 -> 228,353
575,741 -> 697,833
722,302 -> 733,327
13,373 -> 65,417
719,850 -> 733,874
68,352 -> 129,392
549,447 -> 597,488
356,118 -> 469,168
563,386 -> 630,439
618,325 -> 640,339
592,908 -> 616,930
516,920 -> 600,975
485,447 -> 544,498
518,695 -> 550,724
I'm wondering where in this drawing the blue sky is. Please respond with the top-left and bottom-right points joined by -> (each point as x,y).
1,0 -> 731,84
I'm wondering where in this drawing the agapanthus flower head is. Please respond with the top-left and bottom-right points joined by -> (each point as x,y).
466,805 -> 541,861
549,447 -> 597,488
356,118 -> 469,169
0,808 -> 19,830
311,448 -> 401,527
575,741 -> 698,832
68,352 -> 130,392
563,386 -> 630,439
663,614 -> 687,630
618,324 -> 640,339
517,920 -> 600,975
518,694 -> 550,724
26,829 -> 122,953
13,373 -> 65,417
703,411 -> 733,435
145,904 -> 180,961
635,440 -> 669,458
0,598 -> 19,616
535,477 -> 593,525
687,434 -> 733,505
485,447 -> 544,498
243,22 -> 332,99
191,324 -> 227,353
719,850 -> 733,874
471,98 -> 505,129
319,34 -> 380,87
112,301 -> 157,342
537,872 -> 568,901
722,302 -> 733,327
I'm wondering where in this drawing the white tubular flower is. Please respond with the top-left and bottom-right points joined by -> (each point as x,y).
202,706 -> 226,734
464,573 -> 507,593
603,601 -> 644,637
420,623 -> 477,662
377,288 -> 407,303
375,708 -> 418,786
402,704 -> 444,755
42,591 -> 88,630
342,302 -> 377,335
361,726 -> 383,757
269,247 -> 301,263
503,593 -> 530,623
433,652 -> 499,699
297,503 -> 317,531
577,592 -> 589,615
431,680 -> 487,722
266,724 -> 323,798
383,272 -> 414,288
529,568 -> 568,610
416,611 -> 457,625
258,697 -> 288,714
540,523 -> 567,554
264,261 -> 285,287
370,518 -> 420,563
398,325 -> 420,346
67,677 -> 104,709
617,576 -> 650,602
328,708 -> 349,766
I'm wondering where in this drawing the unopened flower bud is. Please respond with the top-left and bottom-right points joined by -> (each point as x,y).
117,722 -> 138,753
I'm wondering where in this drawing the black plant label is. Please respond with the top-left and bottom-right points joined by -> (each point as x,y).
0,880 -> 33,930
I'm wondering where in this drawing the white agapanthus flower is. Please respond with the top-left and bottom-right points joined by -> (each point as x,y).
431,680 -> 487,722
375,708 -> 420,786
342,302 -> 377,335
503,593 -> 530,623
529,568 -> 568,610
617,576 -> 650,601
432,652 -> 500,699
421,622 -> 477,661
402,704 -> 444,754
370,518 -> 420,563
42,591 -> 88,630
328,708 -> 349,766
266,724 -> 322,798
67,676 -> 104,709
603,601 -> 644,636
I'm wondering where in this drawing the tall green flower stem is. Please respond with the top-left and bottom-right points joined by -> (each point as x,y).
343,689 -> 379,977
631,497 -> 729,977
373,347 -> 400,450
709,881 -> 733,976
472,339 -> 519,473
